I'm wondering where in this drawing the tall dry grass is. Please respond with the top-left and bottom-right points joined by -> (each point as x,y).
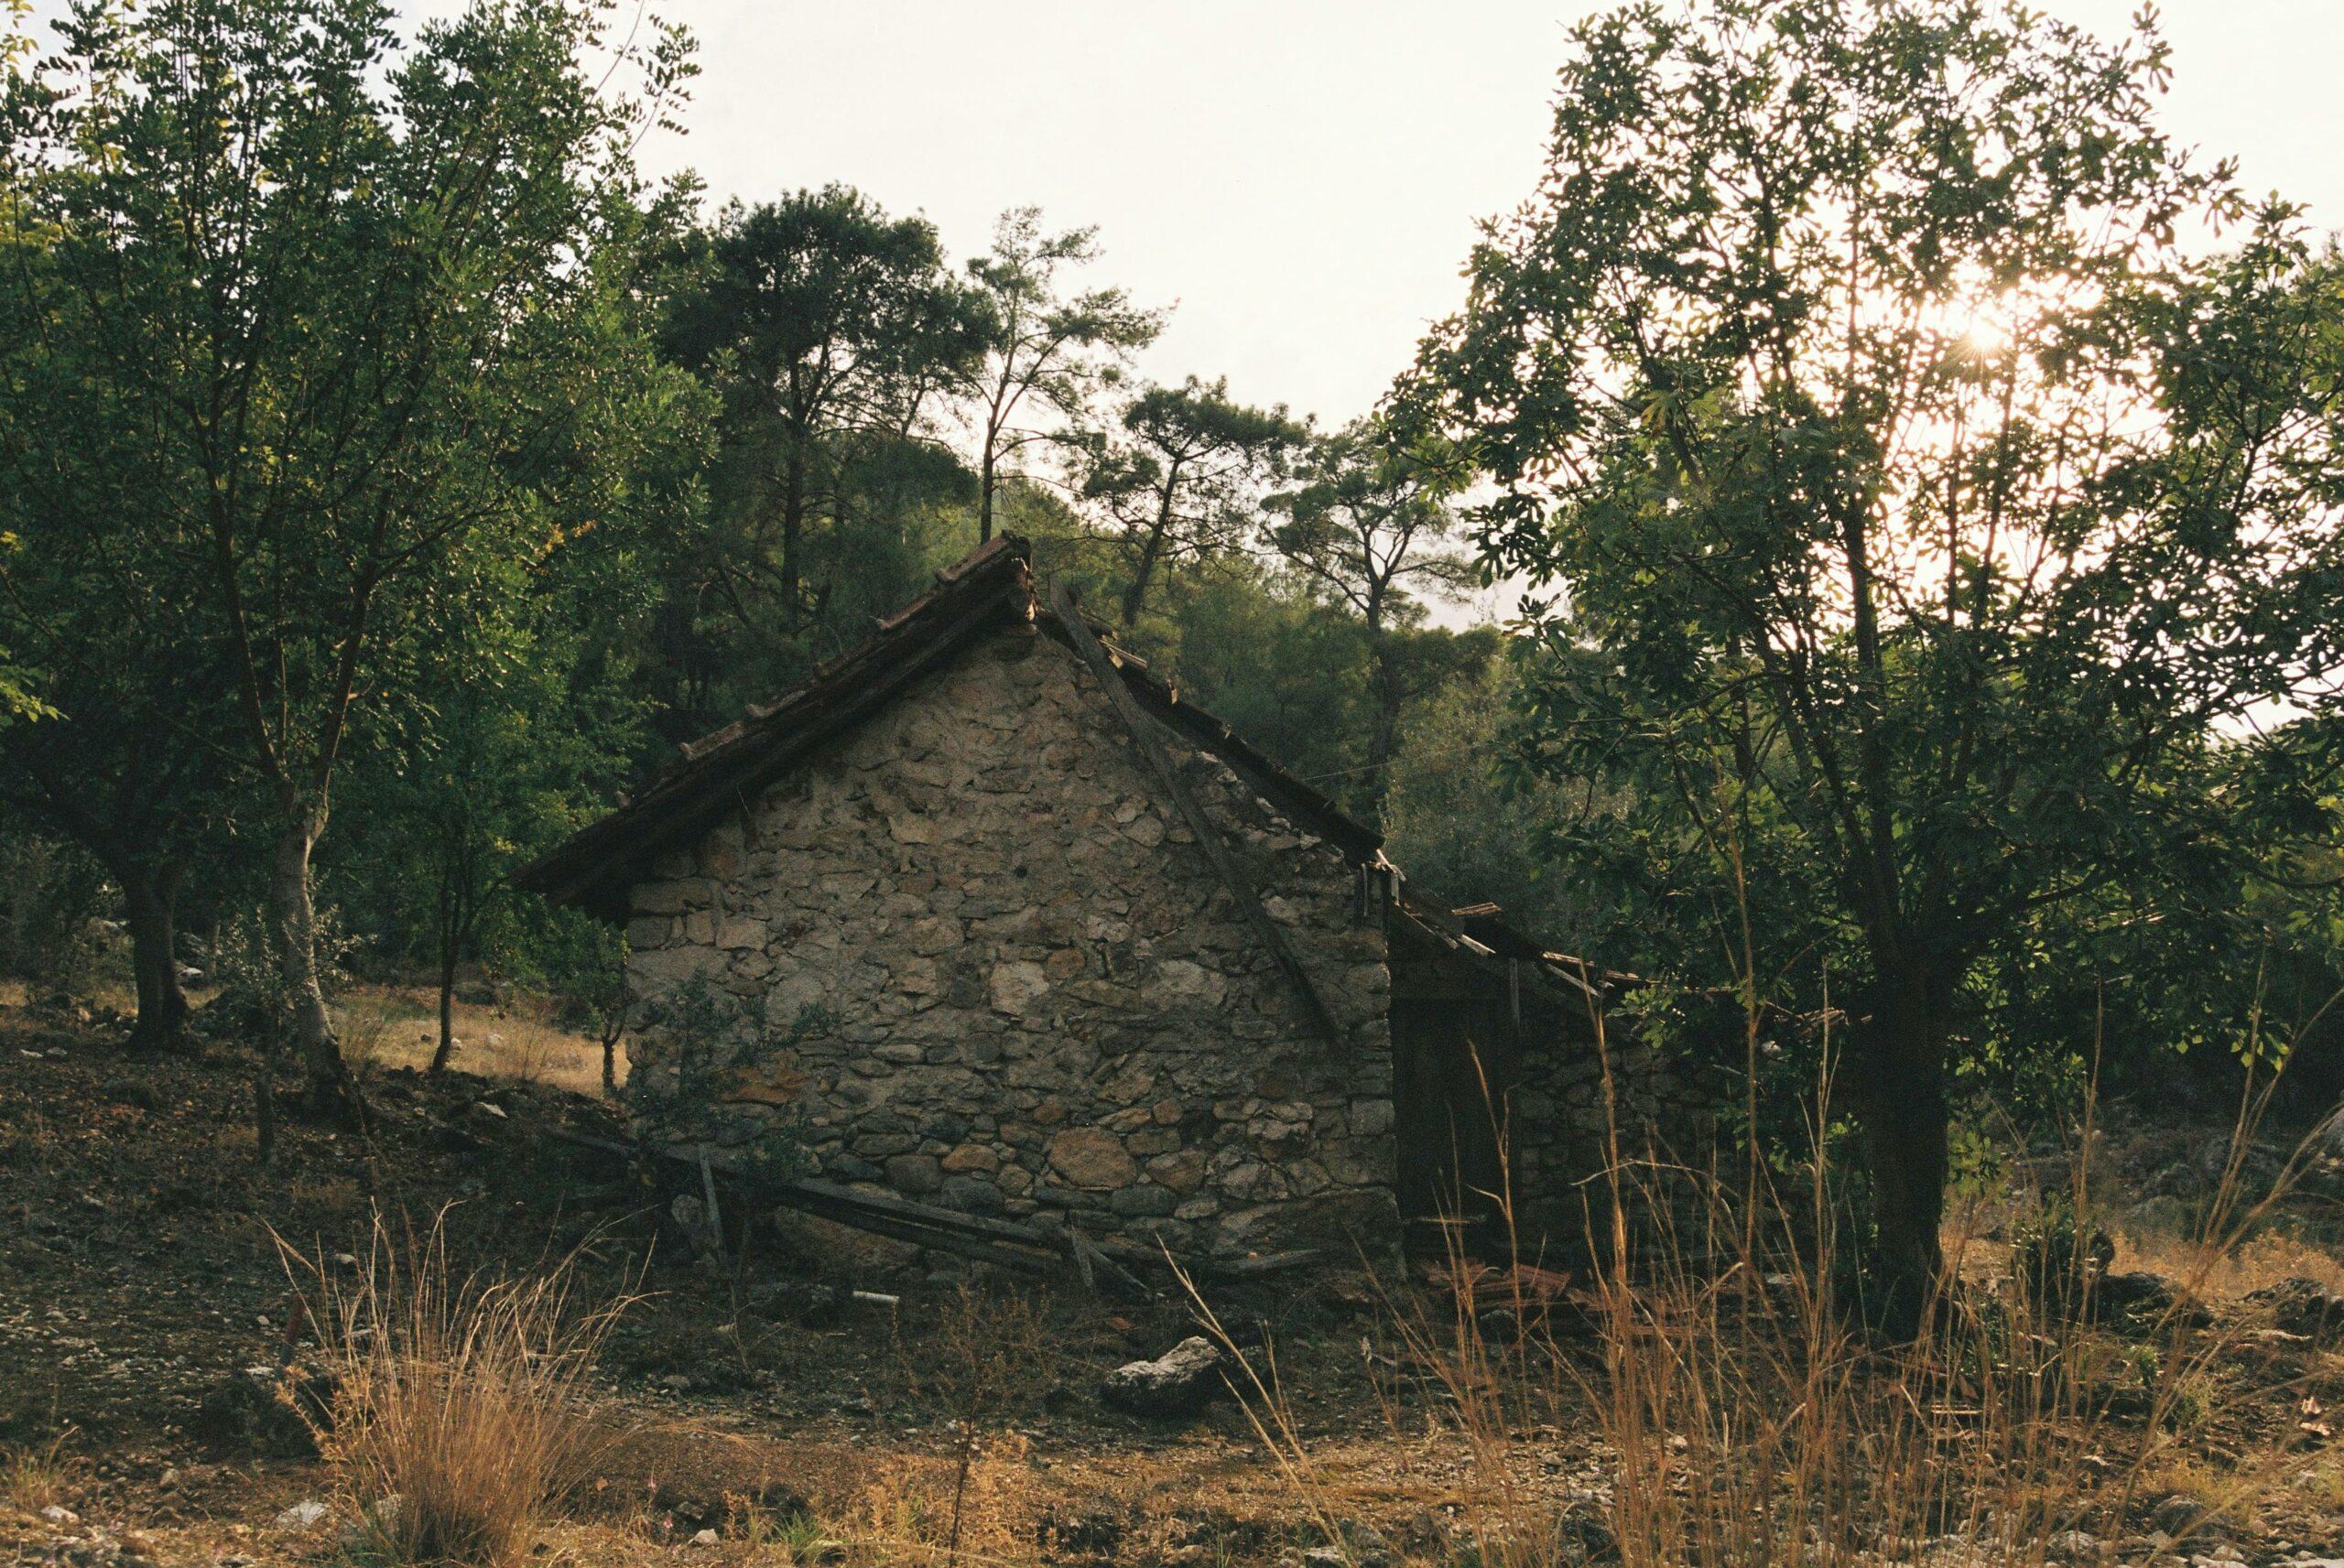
1208,1000 -> 2332,1568
285,1213 -> 632,1567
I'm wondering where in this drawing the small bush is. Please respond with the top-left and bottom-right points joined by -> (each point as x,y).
2012,1194 -> 2117,1320
629,969 -> 821,1169
0,834 -> 106,998
290,1215 -> 630,1567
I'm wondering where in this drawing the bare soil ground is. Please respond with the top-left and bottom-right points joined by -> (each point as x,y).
6,994 -> 2344,1567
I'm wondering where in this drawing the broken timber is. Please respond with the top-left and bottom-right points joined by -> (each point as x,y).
538,1123 -> 1325,1290
1047,582 -> 1345,1048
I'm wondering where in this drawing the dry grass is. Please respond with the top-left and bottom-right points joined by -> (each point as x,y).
1207,1019 -> 2331,1568
840,1438 -> 1041,1566
0,973 -> 621,1093
335,984 -> 624,1096
0,1430 -> 80,1515
2122,1222 -> 2344,1299
288,1213 -> 633,1567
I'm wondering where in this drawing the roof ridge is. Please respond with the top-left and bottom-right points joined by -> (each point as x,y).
520,535 -> 1391,915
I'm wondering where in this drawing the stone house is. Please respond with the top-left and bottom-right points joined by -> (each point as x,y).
520,537 -> 1700,1262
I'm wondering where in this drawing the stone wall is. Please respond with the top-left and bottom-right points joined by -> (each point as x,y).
1507,1001 -> 1718,1264
619,622 -> 1398,1260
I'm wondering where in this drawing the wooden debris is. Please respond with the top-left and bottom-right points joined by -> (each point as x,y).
535,1121 -> 1324,1292
698,1146 -> 724,1260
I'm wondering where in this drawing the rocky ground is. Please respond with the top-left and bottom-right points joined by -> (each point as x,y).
8,995 -> 2344,1567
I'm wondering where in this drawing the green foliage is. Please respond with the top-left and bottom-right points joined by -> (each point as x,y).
204,901 -> 363,1040
2011,1195 -> 2117,1319
0,0 -> 705,1070
0,834 -> 104,994
1383,655 -> 1590,935
1080,375 -> 1308,627
0,533 -> 46,726
658,184 -> 987,719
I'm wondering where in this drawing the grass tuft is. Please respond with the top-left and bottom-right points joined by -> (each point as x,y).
0,1430 -> 79,1516
287,1212 -> 630,1567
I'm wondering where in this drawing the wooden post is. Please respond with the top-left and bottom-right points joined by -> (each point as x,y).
699,1146 -> 725,1260
1049,583 -> 1345,1049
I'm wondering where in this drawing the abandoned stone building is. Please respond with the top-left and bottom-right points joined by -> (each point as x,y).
520,536 -> 1702,1262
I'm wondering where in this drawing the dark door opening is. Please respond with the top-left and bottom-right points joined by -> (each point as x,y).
1390,993 -> 1519,1255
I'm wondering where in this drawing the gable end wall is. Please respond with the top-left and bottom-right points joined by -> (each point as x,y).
620,623 -> 1397,1260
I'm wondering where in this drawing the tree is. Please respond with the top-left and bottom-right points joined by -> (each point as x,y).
344,601 -> 643,1073
1267,418 -> 1480,800
962,208 -> 1164,545
667,187 -> 988,638
1081,377 -> 1307,628
1382,653 -> 1596,940
0,0 -> 698,1113
1415,0 -> 2344,1325
0,617 -> 230,1047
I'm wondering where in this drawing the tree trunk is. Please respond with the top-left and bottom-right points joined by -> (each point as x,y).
122,860 -> 190,1051
1848,966 -> 1952,1338
781,445 -> 807,625
1364,631 -> 1402,809
979,442 -> 996,545
269,803 -> 361,1123
1121,521 -> 1169,627
430,940 -> 458,1074
1121,476 -> 1180,628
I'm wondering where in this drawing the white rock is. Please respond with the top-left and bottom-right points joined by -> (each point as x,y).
40,1505 -> 78,1526
691,1527 -> 722,1547
1141,958 -> 1226,1009
275,1499 -> 331,1530
2046,1530 -> 2100,1562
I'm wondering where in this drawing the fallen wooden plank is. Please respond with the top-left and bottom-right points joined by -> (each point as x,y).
767,1188 -> 1070,1279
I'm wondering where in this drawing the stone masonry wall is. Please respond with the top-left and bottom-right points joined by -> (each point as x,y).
1509,1005 -> 1717,1263
620,622 -> 1397,1260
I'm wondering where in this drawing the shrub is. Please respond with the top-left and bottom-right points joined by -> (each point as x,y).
2012,1194 -> 2118,1321
629,969 -> 821,1171
0,834 -> 106,997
